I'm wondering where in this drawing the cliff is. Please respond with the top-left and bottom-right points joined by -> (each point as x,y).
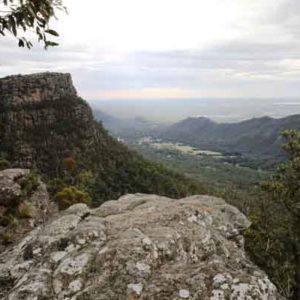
0,72 -> 204,203
0,72 -> 77,107
0,73 -> 94,169
0,186 -> 282,299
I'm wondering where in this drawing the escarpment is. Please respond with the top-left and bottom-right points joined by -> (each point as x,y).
0,73 -> 97,171
0,72 -> 77,107
0,72 -> 204,203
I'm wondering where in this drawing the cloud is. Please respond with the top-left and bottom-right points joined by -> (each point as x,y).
1,0 -> 300,98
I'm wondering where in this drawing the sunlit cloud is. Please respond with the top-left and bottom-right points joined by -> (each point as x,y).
1,0 -> 300,99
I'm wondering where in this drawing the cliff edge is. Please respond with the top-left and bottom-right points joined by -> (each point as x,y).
0,72 -> 77,107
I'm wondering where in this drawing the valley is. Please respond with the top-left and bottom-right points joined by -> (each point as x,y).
92,109 -> 290,196
1,0 -> 300,298
92,107 -> 300,297
0,72 -> 298,299
133,137 -> 269,189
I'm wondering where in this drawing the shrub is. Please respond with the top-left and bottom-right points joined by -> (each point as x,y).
76,170 -> 95,190
0,159 -> 11,171
0,233 -> 13,245
0,215 -> 12,227
62,157 -> 77,172
54,186 -> 91,210
17,202 -> 33,219
21,171 -> 40,197
0,213 -> 19,227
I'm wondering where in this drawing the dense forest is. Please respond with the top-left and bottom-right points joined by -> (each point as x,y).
0,95 -> 206,207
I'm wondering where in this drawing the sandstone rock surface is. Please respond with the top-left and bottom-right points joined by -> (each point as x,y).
0,72 -> 76,106
0,73 -> 96,170
0,193 -> 282,299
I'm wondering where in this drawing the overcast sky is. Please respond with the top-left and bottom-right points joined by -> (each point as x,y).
1,0 -> 300,100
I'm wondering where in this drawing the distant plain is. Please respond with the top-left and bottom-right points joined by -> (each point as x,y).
89,98 -> 300,123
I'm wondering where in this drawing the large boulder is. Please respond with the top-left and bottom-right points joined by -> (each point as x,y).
0,194 -> 282,299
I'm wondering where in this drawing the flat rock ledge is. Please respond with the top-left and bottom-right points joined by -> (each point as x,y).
0,194 -> 282,299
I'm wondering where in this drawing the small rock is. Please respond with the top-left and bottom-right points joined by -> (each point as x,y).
179,289 -> 190,298
50,251 -> 67,263
68,279 -> 82,293
128,283 -> 143,296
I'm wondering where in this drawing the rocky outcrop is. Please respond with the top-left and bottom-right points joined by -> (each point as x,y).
0,72 -> 77,107
0,168 -> 53,218
0,193 -> 281,299
0,169 -> 30,207
0,169 -> 55,251
0,73 -> 96,170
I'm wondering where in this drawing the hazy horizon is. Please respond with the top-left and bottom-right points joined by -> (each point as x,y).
89,97 -> 300,123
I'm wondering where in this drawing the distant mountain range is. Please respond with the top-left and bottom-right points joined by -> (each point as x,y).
93,108 -> 300,166
159,115 -> 300,158
93,109 -> 162,139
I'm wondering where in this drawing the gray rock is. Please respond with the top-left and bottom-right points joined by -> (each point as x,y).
0,168 -> 56,253
0,168 -> 29,206
0,168 -> 54,221
0,193 -> 283,299
0,73 -> 92,170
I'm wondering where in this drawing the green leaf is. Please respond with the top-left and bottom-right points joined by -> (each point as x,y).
45,41 -> 59,47
45,29 -> 59,37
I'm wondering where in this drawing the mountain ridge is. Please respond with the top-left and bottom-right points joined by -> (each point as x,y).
0,72 -> 204,203
158,114 -> 300,158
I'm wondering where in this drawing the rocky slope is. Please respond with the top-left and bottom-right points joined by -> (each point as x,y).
0,180 -> 281,299
0,168 -> 56,251
0,73 -> 204,202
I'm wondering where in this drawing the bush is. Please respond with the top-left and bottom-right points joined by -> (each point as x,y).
54,186 -> 92,210
0,159 -> 11,171
245,129 -> 300,298
21,171 -> 40,197
0,213 -> 19,228
17,202 -> 33,219
62,157 -> 77,172
0,233 -> 13,245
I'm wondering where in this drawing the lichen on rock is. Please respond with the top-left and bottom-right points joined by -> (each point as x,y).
0,168 -> 56,250
0,192 -> 283,299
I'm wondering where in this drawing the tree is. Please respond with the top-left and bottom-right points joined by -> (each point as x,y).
0,0 -> 66,49
261,129 -> 300,300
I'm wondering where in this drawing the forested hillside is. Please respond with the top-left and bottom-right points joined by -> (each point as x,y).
0,73 -> 205,205
159,115 -> 300,159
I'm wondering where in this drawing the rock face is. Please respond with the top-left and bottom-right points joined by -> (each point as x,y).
0,194 -> 281,299
0,72 -> 77,107
0,168 -> 53,219
0,73 -> 95,170
0,169 -> 30,207
0,169 -> 55,251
